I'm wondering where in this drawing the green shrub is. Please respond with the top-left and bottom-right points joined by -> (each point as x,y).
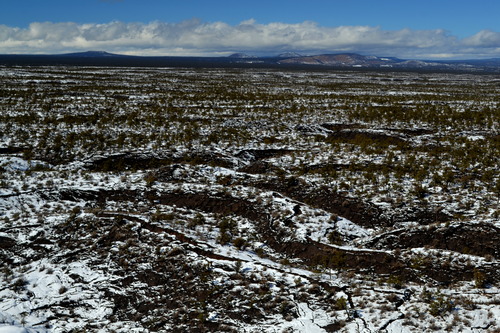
232,237 -> 246,250
473,269 -> 487,288
12,277 -> 28,293
335,297 -> 348,310
428,295 -> 453,317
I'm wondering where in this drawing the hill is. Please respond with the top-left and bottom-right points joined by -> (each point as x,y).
1,51 -> 500,72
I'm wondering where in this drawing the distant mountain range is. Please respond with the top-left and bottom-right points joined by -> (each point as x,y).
1,50 -> 500,72
62,51 -> 126,57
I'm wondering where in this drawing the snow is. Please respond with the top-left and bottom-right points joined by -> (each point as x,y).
1,66 -> 499,332
283,302 -> 329,332
0,327 -> 28,333
0,157 -> 30,172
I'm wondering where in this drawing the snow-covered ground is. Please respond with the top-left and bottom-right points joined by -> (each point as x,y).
0,66 -> 498,332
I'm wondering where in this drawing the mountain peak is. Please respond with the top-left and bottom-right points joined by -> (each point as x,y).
63,51 -> 118,57
277,52 -> 303,58
228,53 -> 257,59
277,53 -> 404,67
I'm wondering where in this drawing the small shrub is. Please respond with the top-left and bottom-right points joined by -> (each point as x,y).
335,297 -> 348,310
187,213 -> 206,229
420,287 -> 433,303
254,247 -> 265,257
473,269 -> 487,288
232,237 -> 246,250
457,296 -> 476,310
151,211 -> 175,222
327,230 -> 343,245
13,277 -> 28,293
217,231 -> 232,245
428,295 -> 453,317
144,173 -> 157,187
386,275 -> 404,289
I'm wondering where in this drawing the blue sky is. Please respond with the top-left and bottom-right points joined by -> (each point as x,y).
1,0 -> 500,59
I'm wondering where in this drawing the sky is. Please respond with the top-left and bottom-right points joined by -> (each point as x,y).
1,0 -> 500,59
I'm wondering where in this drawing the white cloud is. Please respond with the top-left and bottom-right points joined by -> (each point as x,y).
462,30 -> 500,47
0,20 -> 499,59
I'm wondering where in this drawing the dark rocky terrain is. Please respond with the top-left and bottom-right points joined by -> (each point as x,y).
0,66 -> 498,332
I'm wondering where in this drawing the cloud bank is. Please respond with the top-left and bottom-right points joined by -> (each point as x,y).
1,19 -> 500,59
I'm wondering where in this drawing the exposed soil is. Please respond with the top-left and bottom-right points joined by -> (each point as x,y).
0,236 -> 16,249
85,151 -> 236,172
323,129 -> 408,147
366,222 -> 500,258
237,160 -> 281,174
250,177 -> 389,228
0,147 -> 28,154
235,148 -> 295,161
45,186 -> 499,284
